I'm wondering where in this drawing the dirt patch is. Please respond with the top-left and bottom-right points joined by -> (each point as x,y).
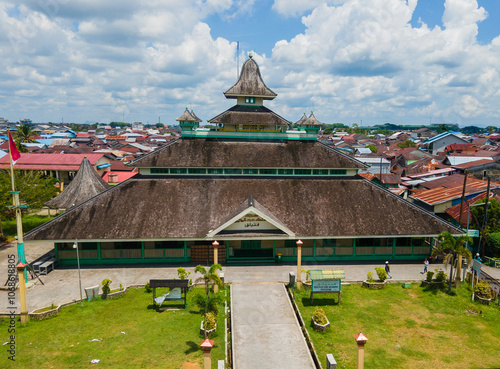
181,362 -> 202,369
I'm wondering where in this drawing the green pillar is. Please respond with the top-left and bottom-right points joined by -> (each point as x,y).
54,243 -> 58,260
184,241 -> 188,261
313,239 -> 316,257
141,241 -> 145,259
273,240 -> 276,258
353,239 -> 356,257
97,242 -> 101,260
392,238 -> 396,258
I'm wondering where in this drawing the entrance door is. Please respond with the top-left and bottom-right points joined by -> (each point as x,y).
242,240 -> 261,249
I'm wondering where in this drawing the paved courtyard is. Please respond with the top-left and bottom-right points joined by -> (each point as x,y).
1,241 -> 499,313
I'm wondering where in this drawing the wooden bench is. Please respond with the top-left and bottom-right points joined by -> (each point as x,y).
150,279 -> 189,308
39,259 -> 55,275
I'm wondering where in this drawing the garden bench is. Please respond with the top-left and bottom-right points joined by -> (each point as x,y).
39,259 -> 55,275
150,279 -> 189,308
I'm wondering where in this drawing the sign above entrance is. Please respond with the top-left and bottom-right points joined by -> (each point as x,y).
224,213 -> 279,232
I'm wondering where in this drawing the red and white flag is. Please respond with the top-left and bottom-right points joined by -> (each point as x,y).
8,130 -> 21,164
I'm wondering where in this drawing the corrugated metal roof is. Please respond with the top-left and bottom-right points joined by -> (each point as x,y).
446,156 -> 493,165
0,153 -> 104,166
410,179 -> 497,206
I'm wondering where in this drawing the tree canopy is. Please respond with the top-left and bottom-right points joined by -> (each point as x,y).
0,170 -> 58,220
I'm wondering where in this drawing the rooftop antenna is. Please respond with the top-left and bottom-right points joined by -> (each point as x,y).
237,41 -> 240,79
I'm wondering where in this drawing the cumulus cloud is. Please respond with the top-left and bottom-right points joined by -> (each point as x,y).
0,0 -> 499,125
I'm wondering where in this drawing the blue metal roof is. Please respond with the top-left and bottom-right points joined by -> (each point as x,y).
424,131 -> 462,144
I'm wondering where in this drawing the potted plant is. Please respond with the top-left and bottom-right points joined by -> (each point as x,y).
474,280 -> 493,305
200,312 -> 217,336
29,303 -> 61,320
421,269 -> 446,288
363,267 -> 387,289
311,308 -> 330,332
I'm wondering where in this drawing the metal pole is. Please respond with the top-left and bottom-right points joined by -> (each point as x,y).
74,240 -> 83,306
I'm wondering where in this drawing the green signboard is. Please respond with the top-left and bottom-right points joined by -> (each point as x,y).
312,279 -> 341,292
468,230 -> 479,237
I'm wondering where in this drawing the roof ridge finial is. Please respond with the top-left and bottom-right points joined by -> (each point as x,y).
249,52 -> 253,59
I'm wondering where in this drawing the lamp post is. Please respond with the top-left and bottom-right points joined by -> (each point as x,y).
296,240 -> 303,289
212,240 -> 219,293
73,240 -> 83,306
200,338 -> 214,369
354,332 -> 368,369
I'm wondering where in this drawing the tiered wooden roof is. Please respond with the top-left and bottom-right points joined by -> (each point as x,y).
224,57 -> 277,100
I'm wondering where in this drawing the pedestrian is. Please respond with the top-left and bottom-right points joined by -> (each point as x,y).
423,259 -> 429,274
385,261 -> 392,279
474,253 -> 482,263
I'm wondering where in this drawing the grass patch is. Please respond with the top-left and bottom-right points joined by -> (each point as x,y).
1,214 -> 55,240
293,283 -> 500,369
0,287 -> 227,368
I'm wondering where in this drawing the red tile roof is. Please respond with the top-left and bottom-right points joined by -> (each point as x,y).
0,153 -> 104,170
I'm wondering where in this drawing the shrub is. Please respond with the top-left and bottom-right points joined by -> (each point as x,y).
302,269 -> 311,282
119,284 -> 124,291
434,269 -> 447,282
474,280 -> 493,299
193,293 -> 223,316
102,279 -> 112,294
425,271 -> 434,282
367,272 -> 374,283
144,282 -> 152,293
203,312 -> 217,331
177,267 -> 191,280
312,308 -> 328,325
375,267 -> 387,282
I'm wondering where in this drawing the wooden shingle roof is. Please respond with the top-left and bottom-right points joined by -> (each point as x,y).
25,177 -> 461,242
224,57 -> 277,100
208,105 -> 289,126
128,139 -> 367,169
45,157 -> 110,209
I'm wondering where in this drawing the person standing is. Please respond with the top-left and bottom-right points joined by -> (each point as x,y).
423,259 -> 429,274
385,261 -> 392,279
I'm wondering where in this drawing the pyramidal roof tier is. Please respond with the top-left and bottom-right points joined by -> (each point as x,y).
304,112 -> 322,125
224,56 -> 277,100
176,108 -> 201,123
45,157 -> 110,209
295,113 -> 308,125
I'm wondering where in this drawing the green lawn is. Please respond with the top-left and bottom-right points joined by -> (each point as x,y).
1,214 -> 55,240
1,287 -> 226,368
293,283 -> 500,369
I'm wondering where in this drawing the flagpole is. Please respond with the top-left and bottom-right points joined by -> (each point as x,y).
8,130 -> 27,278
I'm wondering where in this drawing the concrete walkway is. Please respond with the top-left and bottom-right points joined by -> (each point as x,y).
231,283 -> 315,369
1,240 -> 500,313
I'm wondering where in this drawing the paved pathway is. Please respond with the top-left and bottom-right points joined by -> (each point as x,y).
231,283 -> 315,369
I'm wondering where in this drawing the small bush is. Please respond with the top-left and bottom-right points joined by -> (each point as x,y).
375,267 -> 387,282
119,284 -> 124,291
425,271 -> 434,282
434,269 -> 447,282
367,272 -> 374,283
474,280 -> 493,299
302,269 -> 311,282
144,282 -> 152,293
312,308 -> 328,325
203,312 -> 217,331
177,267 -> 191,280
102,279 -> 112,294
193,293 -> 223,316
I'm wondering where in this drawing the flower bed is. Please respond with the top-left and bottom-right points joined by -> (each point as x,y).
29,305 -> 61,320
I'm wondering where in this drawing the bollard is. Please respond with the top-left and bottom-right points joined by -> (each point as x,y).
326,354 -> 337,369
218,360 -> 225,369
289,272 -> 295,287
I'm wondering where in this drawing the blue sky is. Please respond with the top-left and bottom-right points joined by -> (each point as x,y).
1,0 -> 499,127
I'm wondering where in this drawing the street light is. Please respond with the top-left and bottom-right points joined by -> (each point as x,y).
73,240 -> 83,306
296,240 -> 303,289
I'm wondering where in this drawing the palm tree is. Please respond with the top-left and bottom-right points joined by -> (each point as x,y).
432,232 -> 472,292
15,123 -> 37,143
194,264 -> 223,297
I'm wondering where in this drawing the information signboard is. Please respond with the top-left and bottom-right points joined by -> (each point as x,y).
473,259 -> 482,274
468,230 -> 479,237
312,279 -> 341,292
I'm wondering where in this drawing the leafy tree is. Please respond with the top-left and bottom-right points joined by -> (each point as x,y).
486,126 -> 496,134
486,232 -> 500,257
470,198 -> 500,234
15,123 -> 37,143
323,126 -> 333,135
366,144 -> 377,153
397,140 -> 417,148
155,123 -> 165,128
194,264 -> 223,337
432,232 -> 472,292
0,170 -> 58,220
